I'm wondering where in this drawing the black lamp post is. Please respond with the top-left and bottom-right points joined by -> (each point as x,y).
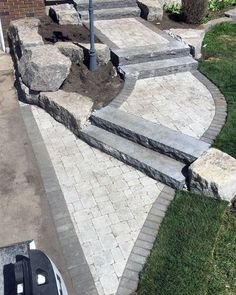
89,0 -> 97,71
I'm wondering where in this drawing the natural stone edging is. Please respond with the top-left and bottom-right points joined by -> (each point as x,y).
20,103 -> 98,295
166,17 -> 233,59
116,186 -> 176,295
191,70 -> 227,144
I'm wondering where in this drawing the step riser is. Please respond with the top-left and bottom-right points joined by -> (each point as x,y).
80,9 -> 140,21
112,48 -> 191,66
91,115 -> 196,164
76,1 -> 137,10
79,129 -> 185,189
119,62 -> 198,79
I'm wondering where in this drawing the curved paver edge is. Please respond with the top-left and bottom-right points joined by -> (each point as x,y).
116,186 -> 176,295
19,104 -> 99,295
191,70 -> 227,145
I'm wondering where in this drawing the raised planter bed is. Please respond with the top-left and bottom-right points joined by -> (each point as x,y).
9,15 -> 124,129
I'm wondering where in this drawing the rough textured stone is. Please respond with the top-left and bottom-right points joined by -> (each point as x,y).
91,106 -> 210,165
189,148 -> 236,203
225,8 -> 236,19
39,90 -> 93,129
54,42 -> 84,63
80,124 -> 186,189
138,0 -> 163,21
19,77 -> 40,104
19,45 -> 71,92
8,18 -> 43,55
168,28 -> 205,59
79,42 -> 110,65
49,4 -> 80,25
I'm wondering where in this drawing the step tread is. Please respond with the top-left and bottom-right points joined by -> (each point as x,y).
91,106 -> 210,163
80,6 -> 140,17
119,55 -> 198,75
80,124 -> 186,186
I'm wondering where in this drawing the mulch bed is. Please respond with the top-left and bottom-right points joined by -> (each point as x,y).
61,62 -> 124,110
38,16 -> 123,110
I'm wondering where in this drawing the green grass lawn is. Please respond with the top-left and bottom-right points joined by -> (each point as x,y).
199,22 -> 236,158
137,192 -> 236,295
137,23 -> 236,295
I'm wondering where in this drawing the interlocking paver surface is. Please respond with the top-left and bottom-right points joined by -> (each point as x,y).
32,106 -> 164,295
95,18 -> 168,48
119,71 -> 215,138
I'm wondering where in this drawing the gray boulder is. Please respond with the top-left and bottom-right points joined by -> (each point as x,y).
8,18 -> 43,56
39,90 -> 93,130
54,42 -> 84,63
189,148 -> 236,203
19,45 -> 71,92
79,43 -> 110,65
137,0 -> 163,21
49,4 -> 80,25
19,77 -> 40,104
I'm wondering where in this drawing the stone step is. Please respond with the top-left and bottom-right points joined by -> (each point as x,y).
91,106 -> 210,164
118,55 -> 198,78
74,0 -> 137,11
111,41 -> 190,66
79,124 -> 186,189
79,7 -> 140,21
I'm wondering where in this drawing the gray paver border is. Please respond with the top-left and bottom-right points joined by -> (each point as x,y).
109,76 -> 137,108
192,70 -> 227,145
19,104 -> 98,295
116,186 -> 176,295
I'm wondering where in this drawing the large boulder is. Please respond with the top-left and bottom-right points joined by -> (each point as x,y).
8,18 -> 43,56
49,4 -> 80,25
54,42 -> 84,63
39,90 -> 93,130
79,43 -> 110,65
189,148 -> 236,203
137,0 -> 163,21
19,45 -> 71,92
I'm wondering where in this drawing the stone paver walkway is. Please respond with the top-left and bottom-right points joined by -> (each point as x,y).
119,71 -> 215,139
32,106 -> 164,295
95,18 -> 168,48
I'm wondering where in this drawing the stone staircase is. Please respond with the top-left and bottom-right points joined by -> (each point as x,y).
43,0 -> 210,189
73,0 -> 140,21
79,105 -> 209,189
119,55 -> 198,78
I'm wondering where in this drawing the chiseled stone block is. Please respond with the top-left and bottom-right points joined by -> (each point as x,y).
189,148 -> 236,203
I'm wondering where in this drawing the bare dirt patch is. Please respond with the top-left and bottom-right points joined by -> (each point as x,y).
38,16 -> 123,110
39,15 -> 100,44
61,62 -> 124,111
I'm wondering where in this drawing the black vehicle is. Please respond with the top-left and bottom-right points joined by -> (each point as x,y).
1,241 -> 68,295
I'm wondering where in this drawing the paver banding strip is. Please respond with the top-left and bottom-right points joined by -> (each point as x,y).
191,71 -> 227,143
117,186 -> 176,294
20,104 -> 98,295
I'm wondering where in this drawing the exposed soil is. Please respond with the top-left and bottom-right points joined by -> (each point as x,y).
38,15 -> 100,44
153,12 -> 198,30
38,16 -> 123,110
154,8 -> 234,30
61,62 -> 124,110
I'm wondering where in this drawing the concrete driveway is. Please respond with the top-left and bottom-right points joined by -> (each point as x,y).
0,50 -> 75,294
